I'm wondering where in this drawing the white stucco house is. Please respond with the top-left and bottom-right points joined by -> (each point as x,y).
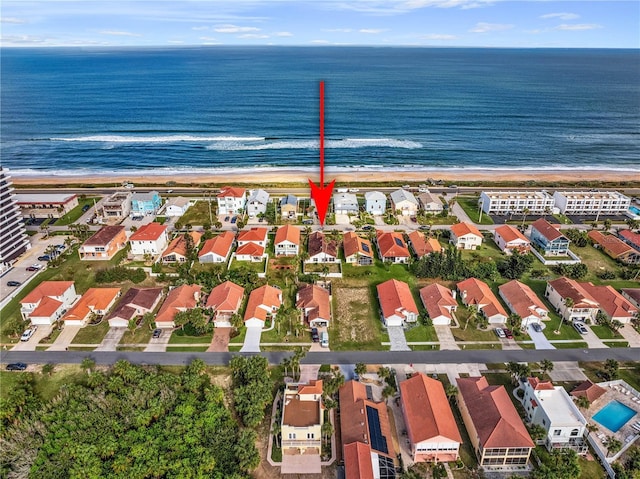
365,191 -> 387,215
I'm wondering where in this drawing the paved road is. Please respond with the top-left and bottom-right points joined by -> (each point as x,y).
2,347 -> 639,367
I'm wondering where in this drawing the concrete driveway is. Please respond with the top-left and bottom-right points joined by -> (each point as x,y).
435,326 -> 459,350
47,325 -> 82,351
528,324 -> 555,350
240,326 -> 262,352
207,327 -> 231,352
95,328 -> 126,351
11,325 -> 53,351
619,324 -> 640,347
387,326 -> 410,351
144,329 -> 171,352
582,324 -> 607,348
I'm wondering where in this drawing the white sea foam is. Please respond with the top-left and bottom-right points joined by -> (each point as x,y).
206,138 -> 423,150
49,135 -> 265,143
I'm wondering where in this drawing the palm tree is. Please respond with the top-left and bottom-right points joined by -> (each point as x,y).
556,297 -> 574,333
574,395 -> 590,410
354,363 -> 367,377
81,357 -> 96,373
603,219 -> 612,232
521,207 -> 530,228
626,218 -> 639,231
604,436 -> 622,456
271,420 -> 281,448
539,359 -> 554,378
445,384 -> 458,403
464,305 -> 478,331
321,420 -> 334,447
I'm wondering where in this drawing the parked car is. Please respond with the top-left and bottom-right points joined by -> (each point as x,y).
152,329 -> 162,339
5,363 -> 27,371
7,281 -> 21,287
302,219 -> 314,225
26,264 -> 43,272
531,323 -> 542,333
362,225 -> 373,231
38,255 -> 51,261
258,217 -> 264,222
320,332 -> 329,348
494,328 -> 506,338
311,327 -> 319,342
82,204 -> 90,212
503,329 -> 514,339
21,327 -> 37,342
224,216 -> 230,222
573,322 -> 589,335
419,225 -> 430,231
231,216 -> 237,224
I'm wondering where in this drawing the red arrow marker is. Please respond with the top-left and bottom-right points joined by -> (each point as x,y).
308,81 -> 335,226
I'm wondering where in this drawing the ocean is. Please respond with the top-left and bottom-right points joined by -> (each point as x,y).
1,47 -> 639,177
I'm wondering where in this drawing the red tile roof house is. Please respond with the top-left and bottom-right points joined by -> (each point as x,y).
106,287 -> 164,328
621,288 -> 640,309
498,280 -> 549,328
376,279 -> 419,327
493,225 -> 531,255
198,231 -> 234,264
129,222 -> 169,257
580,282 -> 637,324
160,231 -> 202,264
206,281 -> 245,327
62,288 -> 121,326
457,377 -> 534,472
235,227 -> 269,262
243,284 -> 282,328
20,281 -> 78,325
401,372 -> 462,463
450,222 -> 483,250
339,380 -> 396,479
343,231 -> 374,266
296,283 -> 331,328
79,225 -> 128,261
376,230 -> 410,263
216,186 -> 246,216
544,277 -> 600,323
618,229 -> 640,251
588,230 -> 640,265
457,278 -> 508,324
274,224 -> 301,257
408,230 -> 442,258
306,231 -> 339,263
419,283 -> 458,326
154,284 -> 202,329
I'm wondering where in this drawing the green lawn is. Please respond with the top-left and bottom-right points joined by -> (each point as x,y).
603,340 -> 629,348
404,324 -> 438,342
71,320 -> 110,345
166,346 -> 209,352
580,362 -> 640,391
228,327 -> 247,344
178,200 -> 216,226
460,239 -> 505,262
168,329 -> 213,344
553,341 -> 588,349
1,365 -> 87,401
456,196 -> 494,225
229,258 -> 267,273
53,197 -> 100,226
571,244 -> 639,287
590,325 -> 623,340
578,456 -> 606,479
119,322 -> 154,345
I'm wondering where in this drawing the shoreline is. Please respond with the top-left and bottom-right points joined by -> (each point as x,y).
10,168 -> 640,186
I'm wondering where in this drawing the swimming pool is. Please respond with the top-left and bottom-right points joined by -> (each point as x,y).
630,206 -> 640,215
593,400 -> 637,432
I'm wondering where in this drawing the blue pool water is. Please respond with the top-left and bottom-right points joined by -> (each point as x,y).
593,400 -> 637,433
630,206 -> 640,215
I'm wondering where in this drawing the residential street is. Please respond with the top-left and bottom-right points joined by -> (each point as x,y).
2,347 -> 639,367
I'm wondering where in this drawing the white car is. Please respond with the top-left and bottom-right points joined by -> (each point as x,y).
573,322 -> 589,335
20,326 -> 37,342
494,327 -> 506,338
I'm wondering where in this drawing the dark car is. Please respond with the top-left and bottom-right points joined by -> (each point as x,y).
26,264 -> 42,272
531,323 -> 542,333
419,225 -> 431,231
231,216 -> 237,224
362,225 -> 373,231
224,216 -> 230,222
503,329 -> 514,339
152,329 -> 162,339
7,281 -> 21,287
38,255 -> 51,261
311,327 -> 319,342
82,204 -> 90,212
6,363 -> 27,371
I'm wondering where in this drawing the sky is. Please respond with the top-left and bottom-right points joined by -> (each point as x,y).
1,0 -> 639,48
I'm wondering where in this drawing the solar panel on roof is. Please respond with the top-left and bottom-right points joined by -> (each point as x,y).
361,243 -> 370,253
366,406 -> 388,454
393,237 -> 404,247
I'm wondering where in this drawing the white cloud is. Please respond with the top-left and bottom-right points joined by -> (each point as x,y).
555,23 -> 602,31
323,28 -> 353,33
237,33 -> 269,39
332,0 -> 496,14
1,17 -> 27,24
540,12 -> 580,20
469,22 -> 514,33
359,28 -> 387,34
99,30 -> 142,37
199,36 -> 217,41
214,24 -> 260,33
403,0 -> 495,9
421,33 -> 458,40
1,34 -> 49,45
191,26 -> 209,31
273,31 -> 293,37
310,39 -> 331,44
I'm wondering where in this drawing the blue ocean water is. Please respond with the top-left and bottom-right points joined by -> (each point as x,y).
1,47 -> 639,177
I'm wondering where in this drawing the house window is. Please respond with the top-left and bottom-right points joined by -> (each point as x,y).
288,433 -> 296,439
571,429 -> 579,437
554,430 -> 561,436
307,433 -> 314,439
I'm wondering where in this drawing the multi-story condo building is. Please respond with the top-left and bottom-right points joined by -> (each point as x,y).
552,191 -> 631,215
14,193 -> 79,219
479,191 -> 555,215
102,191 -> 132,218
0,168 -> 30,265
522,377 -> 587,454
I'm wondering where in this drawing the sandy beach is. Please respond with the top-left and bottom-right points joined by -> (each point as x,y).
10,168 -> 640,186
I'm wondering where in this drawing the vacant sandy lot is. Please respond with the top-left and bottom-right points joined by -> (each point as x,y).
333,287 -> 379,345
